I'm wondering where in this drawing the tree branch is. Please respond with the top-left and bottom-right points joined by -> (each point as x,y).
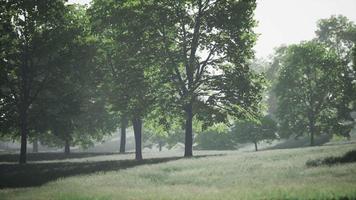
187,0 -> 203,87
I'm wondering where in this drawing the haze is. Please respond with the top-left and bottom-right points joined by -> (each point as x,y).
69,0 -> 356,58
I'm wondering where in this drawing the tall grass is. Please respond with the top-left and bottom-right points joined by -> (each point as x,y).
1,144 -> 356,200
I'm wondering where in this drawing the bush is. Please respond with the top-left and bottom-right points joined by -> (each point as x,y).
306,150 -> 356,167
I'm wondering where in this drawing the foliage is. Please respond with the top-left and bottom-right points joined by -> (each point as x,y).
87,0 -> 263,157
31,4 -> 117,151
0,2 -> 117,157
196,123 -> 234,150
89,0 -> 163,119
140,0 -> 263,156
316,15 -> 356,138
0,0 -> 71,163
264,46 -> 288,117
143,110 -> 185,151
89,0 -> 170,160
230,115 -> 277,151
275,41 -> 343,144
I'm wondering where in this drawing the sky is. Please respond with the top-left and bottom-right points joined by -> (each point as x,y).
254,0 -> 356,58
69,0 -> 356,59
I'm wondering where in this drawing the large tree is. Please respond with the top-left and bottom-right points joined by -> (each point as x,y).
0,0 -> 68,163
152,0 -> 260,156
89,0 -> 164,160
48,4 -> 117,154
316,15 -> 356,138
275,41 -> 343,145
7,3 -> 117,155
89,0 -> 261,158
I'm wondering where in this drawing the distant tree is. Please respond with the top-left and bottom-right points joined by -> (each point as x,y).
143,106 -> 184,151
275,42 -> 343,145
196,123 -> 234,150
231,115 -> 277,151
316,15 -> 356,138
265,46 -> 288,118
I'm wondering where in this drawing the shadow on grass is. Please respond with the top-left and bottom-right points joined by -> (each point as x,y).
306,149 -> 356,167
0,152 -> 134,162
0,154 -> 220,189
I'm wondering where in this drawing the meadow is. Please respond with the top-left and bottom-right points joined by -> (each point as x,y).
0,143 -> 356,200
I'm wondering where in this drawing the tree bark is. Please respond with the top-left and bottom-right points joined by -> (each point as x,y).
19,14 -> 30,165
64,139 -> 70,155
184,103 -> 193,157
120,118 -> 127,154
132,117 -> 142,160
309,122 -> 315,146
254,141 -> 258,151
32,137 -> 38,153
308,112 -> 316,146
19,107 -> 28,164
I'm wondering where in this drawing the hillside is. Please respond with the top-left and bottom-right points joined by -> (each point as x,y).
1,143 -> 355,200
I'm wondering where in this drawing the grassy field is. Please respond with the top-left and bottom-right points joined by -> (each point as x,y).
1,144 -> 356,200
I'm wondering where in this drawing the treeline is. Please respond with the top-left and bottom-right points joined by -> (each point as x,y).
1,0 -> 263,163
0,1 -> 355,164
195,15 -> 356,151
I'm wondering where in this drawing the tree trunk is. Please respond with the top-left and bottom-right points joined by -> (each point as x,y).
309,113 -> 316,146
309,123 -> 315,146
254,141 -> 258,151
32,137 -> 38,153
158,142 -> 162,152
19,22 -> 31,165
120,118 -> 127,154
64,139 -> 70,155
184,103 -> 193,157
19,107 -> 28,164
132,117 -> 142,160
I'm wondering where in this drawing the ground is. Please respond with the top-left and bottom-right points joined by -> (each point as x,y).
0,143 -> 356,200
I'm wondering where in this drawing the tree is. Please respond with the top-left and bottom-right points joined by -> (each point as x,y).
0,0 -> 68,164
89,0 -> 164,160
316,15 -> 356,138
275,41 -> 343,145
151,0 -> 260,157
196,123 -> 234,150
231,115 -> 277,151
28,4 -> 117,155
88,0 -> 262,158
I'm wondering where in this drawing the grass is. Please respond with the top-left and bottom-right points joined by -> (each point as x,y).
1,144 -> 356,200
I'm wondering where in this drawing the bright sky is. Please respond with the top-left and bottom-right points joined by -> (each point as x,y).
69,0 -> 356,58
254,0 -> 356,58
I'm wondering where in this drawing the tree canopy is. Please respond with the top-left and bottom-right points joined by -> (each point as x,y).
3,1 -> 354,164
275,41 -> 344,145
